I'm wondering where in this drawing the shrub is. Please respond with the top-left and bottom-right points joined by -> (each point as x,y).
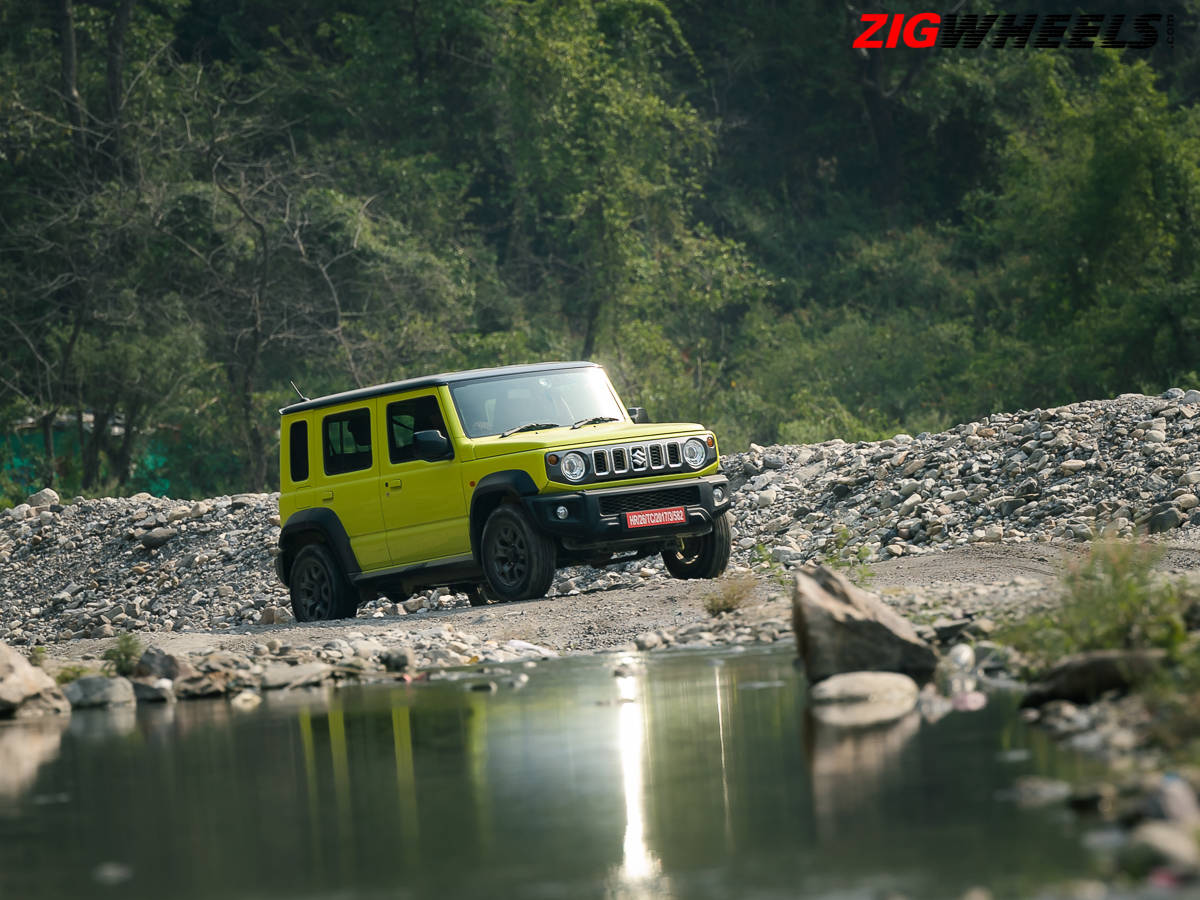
100,633 -> 143,677
1003,536 -> 1189,670
55,664 -> 89,685
26,645 -> 46,667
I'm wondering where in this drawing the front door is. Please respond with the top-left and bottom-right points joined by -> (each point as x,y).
379,391 -> 470,565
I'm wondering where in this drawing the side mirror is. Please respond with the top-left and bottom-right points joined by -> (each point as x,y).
627,407 -> 650,424
412,430 -> 453,462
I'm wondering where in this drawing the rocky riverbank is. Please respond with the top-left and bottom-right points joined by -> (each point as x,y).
3,389 -> 1200,648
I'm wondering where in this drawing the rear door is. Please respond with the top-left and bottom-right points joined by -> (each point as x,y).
318,401 -> 388,571
379,390 -> 470,565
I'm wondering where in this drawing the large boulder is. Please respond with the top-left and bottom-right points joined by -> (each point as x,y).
0,643 -> 70,719
62,676 -> 136,709
1021,648 -> 1166,707
25,487 -> 60,509
791,565 -> 938,683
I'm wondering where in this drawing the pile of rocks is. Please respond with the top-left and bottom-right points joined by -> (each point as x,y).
722,389 -> 1200,569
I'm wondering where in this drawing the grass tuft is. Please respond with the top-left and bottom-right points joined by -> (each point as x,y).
704,573 -> 756,617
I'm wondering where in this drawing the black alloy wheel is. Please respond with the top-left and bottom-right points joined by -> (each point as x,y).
480,506 -> 556,602
662,513 -> 732,580
290,543 -> 358,621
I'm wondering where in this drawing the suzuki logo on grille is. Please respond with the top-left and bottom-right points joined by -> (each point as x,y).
631,447 -> 646,468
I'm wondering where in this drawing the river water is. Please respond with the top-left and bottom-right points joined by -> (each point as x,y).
0,647 -> 1102,899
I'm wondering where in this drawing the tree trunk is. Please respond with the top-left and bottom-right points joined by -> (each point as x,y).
104,0 -> 135,177
38,411 -> 57,488
55,0 -> 87,166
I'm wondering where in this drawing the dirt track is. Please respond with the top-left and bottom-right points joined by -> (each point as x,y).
47,536 -> 1200,665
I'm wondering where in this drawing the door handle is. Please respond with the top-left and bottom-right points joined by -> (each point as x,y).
321,490 -> 333,501
385,479 -> 402,489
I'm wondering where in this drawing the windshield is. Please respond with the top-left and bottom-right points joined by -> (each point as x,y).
450,367 -> 626,438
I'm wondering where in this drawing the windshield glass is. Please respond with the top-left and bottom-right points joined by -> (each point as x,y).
450,367 -> 625,438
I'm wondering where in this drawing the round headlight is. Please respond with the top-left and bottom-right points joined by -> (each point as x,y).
560,451 -> 587,482
683,438 -> 707,468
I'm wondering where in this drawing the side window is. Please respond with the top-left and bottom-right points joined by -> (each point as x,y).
323,408 -> 373,476
289,421 -> 309,483
387,396 -> 448,464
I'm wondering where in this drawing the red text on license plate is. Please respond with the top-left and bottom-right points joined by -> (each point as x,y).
625,506 -> 687,529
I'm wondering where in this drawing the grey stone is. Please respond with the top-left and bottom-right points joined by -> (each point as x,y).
1121,821 -> 1199,877
139,527 -> 177,549
261,662 -> 332,690
791,565 -> 938,683
26,488 -> 60,509
1182,389 -> 1200,405
63,676 -> 136,709
381,648 -> 417,672
135,647 -> 198,681
1148,506 -> 1184,533
131,677 -> 175,703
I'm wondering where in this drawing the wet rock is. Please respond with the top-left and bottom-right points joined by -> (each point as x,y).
131,678 -> 174,703
1011,775 -> 1072,808
810,671 -> 919,727
134,647 -> 198,681
1022,649 -> 1167,707
261,662 -> 331,690
0,642 -> 70,718
791,565 -> 938,683
63,676 -> 136,709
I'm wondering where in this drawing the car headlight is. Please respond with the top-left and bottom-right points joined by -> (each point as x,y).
560,451 -> 587,482
683,438 -> 707,468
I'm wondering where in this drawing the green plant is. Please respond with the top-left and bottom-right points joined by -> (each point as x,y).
704,573 -> 757,616
823,526 -> 876,587
26,645 -> 46,667
1002,537 -> 1188,670
100,633 -> 143,677
55,664 -> 88,685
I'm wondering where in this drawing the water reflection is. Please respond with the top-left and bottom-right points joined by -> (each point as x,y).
0,650 -> 1099,900
613,673 -> 662,894
0,718 -> 67,803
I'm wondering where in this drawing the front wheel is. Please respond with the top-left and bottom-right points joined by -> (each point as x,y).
290,543 -> 359,621
662,514 -> 732,580
480,506 -> 556,602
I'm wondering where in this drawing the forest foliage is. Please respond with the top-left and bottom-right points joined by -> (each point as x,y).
2,0 -> 1199,500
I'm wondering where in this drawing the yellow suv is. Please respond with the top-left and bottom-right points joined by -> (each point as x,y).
275,361 -> 731,620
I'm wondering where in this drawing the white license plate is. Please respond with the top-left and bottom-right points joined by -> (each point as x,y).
625,506 -> 687,529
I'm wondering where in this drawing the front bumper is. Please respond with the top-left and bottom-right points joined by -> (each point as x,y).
523,475 -> 730,550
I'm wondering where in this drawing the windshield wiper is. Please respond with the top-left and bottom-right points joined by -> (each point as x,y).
499,422 -> 561,438
571,416 -> 620,429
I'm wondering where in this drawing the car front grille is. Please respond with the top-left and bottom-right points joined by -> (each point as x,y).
597,486 -> 701,516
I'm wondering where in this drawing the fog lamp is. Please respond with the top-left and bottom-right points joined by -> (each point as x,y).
714,487 -> 726,503
556,505 -> 569,520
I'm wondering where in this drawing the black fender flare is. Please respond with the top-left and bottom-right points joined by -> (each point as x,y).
277,508 -> 360,586
469,470 -> 541,563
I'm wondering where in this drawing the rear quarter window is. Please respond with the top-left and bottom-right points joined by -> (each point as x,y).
323,408 -> 373,475
288,420 -> 308,483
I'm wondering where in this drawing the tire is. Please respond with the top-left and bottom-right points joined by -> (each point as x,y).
289,543 -> 359,621
662,513 -> 732,580
480,505 -> 556,602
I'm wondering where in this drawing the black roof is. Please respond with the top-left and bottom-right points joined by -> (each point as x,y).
279,361 -> 601,415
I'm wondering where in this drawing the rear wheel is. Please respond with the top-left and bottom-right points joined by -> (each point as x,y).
480,506 -> 556,602
290,544 -> 359,621
662,514 -> 732,580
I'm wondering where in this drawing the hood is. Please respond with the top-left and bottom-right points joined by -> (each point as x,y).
468,421 -> 709,460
